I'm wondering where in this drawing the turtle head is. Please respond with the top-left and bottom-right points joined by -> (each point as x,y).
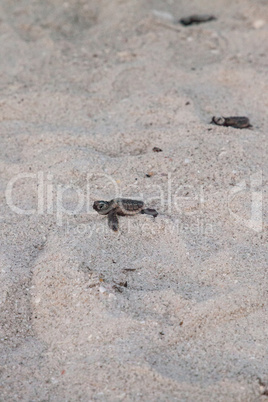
93,200 -> 111,215
212,116 -> 225,126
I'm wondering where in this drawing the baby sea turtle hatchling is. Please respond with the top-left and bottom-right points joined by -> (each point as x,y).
93,198 -> 158,232
211,116 -> 252,129
179,14 -> 216,26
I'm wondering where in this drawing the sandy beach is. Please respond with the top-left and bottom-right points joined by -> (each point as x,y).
0,0 -> 267,400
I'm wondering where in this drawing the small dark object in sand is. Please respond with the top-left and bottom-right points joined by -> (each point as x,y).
123,268 -> 137,272
113,281 -> 128,288
211,116 -> 252,129
258,378 -> 268,396
93,198 -> 158,232
180,14 -> 216,26
112,285 -> 123,293
153,147 -> 162,152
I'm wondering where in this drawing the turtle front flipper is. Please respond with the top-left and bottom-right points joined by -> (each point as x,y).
141,208 -> 158,217
108,210 -> 119,232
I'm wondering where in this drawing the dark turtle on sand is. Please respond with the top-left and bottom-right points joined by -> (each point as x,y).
211,116 -> 252,129
179,14 -> 216,26
93,198 -> 158,232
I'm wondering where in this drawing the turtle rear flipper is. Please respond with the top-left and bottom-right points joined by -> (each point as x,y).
108,210 -> 119,232
141,208 -> 158,218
